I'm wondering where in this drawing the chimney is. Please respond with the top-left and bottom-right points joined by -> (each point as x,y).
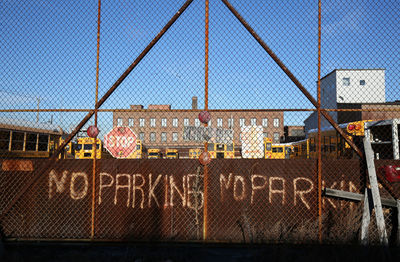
192,96 -> 198,110
130,105 -> 144,110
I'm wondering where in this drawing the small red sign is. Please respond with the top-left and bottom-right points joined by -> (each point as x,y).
104,126 -> 137,158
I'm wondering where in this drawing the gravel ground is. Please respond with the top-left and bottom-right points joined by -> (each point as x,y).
1,241 -> 399,262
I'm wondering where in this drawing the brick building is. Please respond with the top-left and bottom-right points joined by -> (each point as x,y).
112,97 -> 284,157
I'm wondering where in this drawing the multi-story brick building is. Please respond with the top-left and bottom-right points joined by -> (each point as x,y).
112,97 -> 284,157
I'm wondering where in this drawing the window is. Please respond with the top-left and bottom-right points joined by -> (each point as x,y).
273,118 -> 280,127
0,130 -> 10,150
172,132 -> 178,142
139,118 -> 145,127
228,118 -> 234,128
26,133 -> 37,151
263,132 -> 268,138
262,118 -> 268,127
150,118 -> 156,127
184,118 -> 189,127
217,118 -> 223,127
161,118 -> 167,127
240,118 -> 245,127
117,118 -> 123,127
360,80 -> 366,86
273,132 -> 280,143
150,132 -> 156,142
173,118 -> 178,127
11,132 -> 24,151
250,118 -> 256,126
343,77 -> 350,86
38,134 -> 49,151
161,132 -> 167,142
195,119 -> 200,127
139,132 -> 145,142
128,118 -> 134,127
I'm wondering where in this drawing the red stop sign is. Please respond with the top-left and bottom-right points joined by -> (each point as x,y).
104,126 -> 137,158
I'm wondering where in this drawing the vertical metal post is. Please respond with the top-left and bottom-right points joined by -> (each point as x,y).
203,0 -> 209,241
392,119 -> 399,160
361,188 -> 372,245
317,0 -> 323,243
363,129 -> 388,245
91,0 -> 101,240
397,200 -> 400,245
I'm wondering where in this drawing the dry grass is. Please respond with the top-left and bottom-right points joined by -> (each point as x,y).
238,202 -> 365,244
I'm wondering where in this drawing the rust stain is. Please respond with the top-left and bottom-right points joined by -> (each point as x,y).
2,160 -> 34,172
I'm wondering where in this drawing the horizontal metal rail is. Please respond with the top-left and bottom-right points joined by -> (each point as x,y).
323,187 -> 398,208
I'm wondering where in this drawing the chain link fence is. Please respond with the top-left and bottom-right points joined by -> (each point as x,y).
0,0 -> 399,245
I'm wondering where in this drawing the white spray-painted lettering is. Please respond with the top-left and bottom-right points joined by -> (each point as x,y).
70,172 -> 88,200
48,169 -> 356,211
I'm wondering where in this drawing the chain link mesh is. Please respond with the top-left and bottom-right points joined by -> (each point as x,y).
0,0 -> 399,245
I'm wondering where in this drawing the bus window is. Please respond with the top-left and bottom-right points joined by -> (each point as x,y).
26,133 -> 37,151
266,143 -> 271,151
38,134 -> 49,151
272,147 -> 283,153
0,130 -> 10,150
226,144 -> 234,151
11,132 -> 24,151
216,144 -> 225,150
207,143 -> 214,151
84,144 -> 93,150
75,144 -> 82,151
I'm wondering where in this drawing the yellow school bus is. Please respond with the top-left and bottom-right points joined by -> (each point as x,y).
189,148 -> 203,159
207,142 -> 235,158
264,137 -> 272,159
290,139 -> 309,159
147,148 -> 162,159
57,135 -> 75,159
271,144 -> 292,159
127,140 -> 143,159
75,137 -> 101,159
165,148 -> 179,159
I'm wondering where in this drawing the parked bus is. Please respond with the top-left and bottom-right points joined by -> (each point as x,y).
75,137 -> 101,159
290,139 -> 309,159
57,135 -> 75,159
165,148 -> 179,159
127,140 -> 143,159
292,118 -> 399,160
189,148 -> 203,159
147,148 -> 162,159
264,137 -> 272,159
0,117 -> 63,159
207,142 -> 235,158
270,144 -> 292,159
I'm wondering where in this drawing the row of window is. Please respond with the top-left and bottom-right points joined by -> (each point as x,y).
0,130 -> 49,151
137,131 -> 281,143
117,117 -> 280,128
342,77 -> 366,86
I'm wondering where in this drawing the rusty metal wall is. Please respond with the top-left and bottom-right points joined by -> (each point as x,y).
1,159 -> 398,243
1,0 -> 399,245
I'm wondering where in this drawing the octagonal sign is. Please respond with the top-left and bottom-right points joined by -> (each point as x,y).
104,126 -> 137,158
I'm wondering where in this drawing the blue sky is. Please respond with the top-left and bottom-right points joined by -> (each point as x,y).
0,0 -> 399,133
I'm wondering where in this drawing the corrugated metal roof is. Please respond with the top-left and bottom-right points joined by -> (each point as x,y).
0,117 -> 62,133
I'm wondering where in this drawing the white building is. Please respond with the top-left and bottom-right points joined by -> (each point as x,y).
304,69 -> 385,135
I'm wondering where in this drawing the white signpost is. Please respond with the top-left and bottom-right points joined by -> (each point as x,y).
240,125 -> 264,158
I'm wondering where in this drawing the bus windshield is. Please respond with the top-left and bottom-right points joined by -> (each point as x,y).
149,152 -> 159,156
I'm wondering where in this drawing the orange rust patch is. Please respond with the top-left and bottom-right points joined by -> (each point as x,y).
2,160 -> 34,171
